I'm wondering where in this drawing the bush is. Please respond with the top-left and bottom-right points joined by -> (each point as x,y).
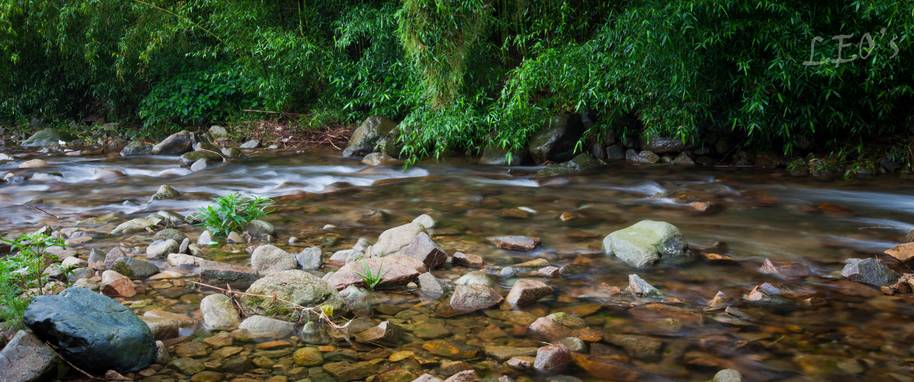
194,193 -> 272,238
0,232 -> 66,327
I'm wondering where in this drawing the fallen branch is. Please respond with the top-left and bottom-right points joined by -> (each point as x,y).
44,341 -> 104,380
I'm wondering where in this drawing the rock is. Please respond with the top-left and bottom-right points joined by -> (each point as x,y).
24,287 -> 156,372
146,239 -> 179,259
444,370 -> 479,382
422,340 -> 479,359
452,252 -> 484,268
672,152 -> 695,166
239,139 -> 259,149
190,158 -> 207,171
296,246 -> 322,270
528,113 -> 584,163
112,217 -> 160,235
527,313 -> 584,342
506,279 -> 553,308
142,310 -> 195,340
534,266 -> 560,278
152,131 -> 194,155
201,294 -> 241,331
299,321 -> 332,345
238,315 -> 295,340
885,242 -> 914,262
21,128 -> 61,147
208,125 -> 229,141
339,285 -> 372,314
412,214 -> 436,229
361,152 -> 402,166
881,273 -> 914,295
533,344 -> 571,374
454,271 -> 496,287
758,258 -> 811,279
250,244 -> 298,273
155,228 -> 187,243
743,282 -> 786,303
101,270 -> 136,297
625,274 -> 662,298
323,359 -> 384,381
326,255 -> 426,290
111,256 -> 160,279
103,247 -> 127,270
490,235 -> 541,251
197,230 -> 213,246
712,369 -> 743,382
243,270 -> 342,317
226,231 -> 244,243
570,352 -> 640,380
841,258 -> 899,287
627,150 -> 660,164
120,141 -> 153,156
342,116 -> 397,158
603,334 -> 663,360
506,356 -> 534,370
245,219 -> 274,242
293,347 -> 323,366
0,152 -> 12,161
644,136 -> 685,154
418,272 -> 445,299
354,321 -> 406,346
402,232 -> 448,269
200,266 -> 259,290
171,357 -> 205,374
370,222 -> 427,257
602,220 -> 687,269
0,330 -> 59,382
414,374 -> 444,382
180,150 -> 223,167
448,284 -> 503,315
483,345 -> 538,361
480,143 -> 523,166
329,249 -> 364,264
536,154 -> 604,176
18,158 -> 48,169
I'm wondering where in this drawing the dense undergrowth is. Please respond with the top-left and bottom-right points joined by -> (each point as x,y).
1,1 -> 913,165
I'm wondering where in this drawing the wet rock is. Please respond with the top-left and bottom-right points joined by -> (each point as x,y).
672,152 -> 695,166
602,220 -> 687,269
605,144 -> 626,161
528,312 -> 584,341
570,353 -> 640,381
112,217 -> 160,235
190,158 -> 207,172
293,347 -> 323,366
197,230 -> 213,246
534,266 -> 560,278
604,334 -> 663,360
413,374 -> 444,382
171,357 -> 205,374
449,284 -> 503,315
362,152 -> 402,166
490,235 -> 541,251
506,279 -> 553,308
296,246 -> 322,270
627,149 -> 660,164
403,232 -> 448,269
323,359 -> 384,381
251,244 -> 297,273
200,266 -> 259,290
422,340 -> 479,359
370,222 -> 427,257
146,239 -> 179,259
884,242 -> 914,262
111,256 -> 160,279
0,330 -> 59,382
881,273 -> 914,295
742,282 -> 786,304
443,370 -> 479,382
712,369 -> 743,382
354,321 -> 406,346
243,270 -> 342,317
142,310 -> 195,340
339,285 -> 372,314
155,228 -> 187,243
412,214 -> 436,229
326,255 -> 426,290
238,315 -> 295,340
343,116 -> 397,158
455,271 -> 496,287
299,321 -> 332,345
841,258 -> 899,287
644,136 -> 685,154
528,113 -> 584,163
418,272 -> 445,299
180,150 -> 223,167
101,270 -> 136,297
239,139 -> 259,149
625,274 -> 662,298
534,344 -> 571,374
452,252 -> 484,268
226,231 -> 244,243
201,294 -> 241,331
537,153 -> 604,177
758,258 -> 811,279
480,143 -> 523,166
329,249 -> 364,264
483,345 -> 538,361
245,219 -> 274,242
24,287 -> 156,372
21,128 -> 61,147
120,140 -> 153,156
152,130 -> 194,155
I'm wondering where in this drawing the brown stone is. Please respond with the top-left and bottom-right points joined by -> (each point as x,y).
100,270 -> 135,298
489,236 -> 541,251
452,252 -> 484,268
422,340 -> 479,360
449,284 -> 503,315
505,279 -> 553,308
570,353 -> 640,381
885,242 -> 914,262
325,255 -> 426,290
533,344 -> 571,373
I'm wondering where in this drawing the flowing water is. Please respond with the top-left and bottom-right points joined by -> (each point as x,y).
2,150 -> 914,381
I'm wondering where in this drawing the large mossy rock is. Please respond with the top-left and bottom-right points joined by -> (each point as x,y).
527,113 -> 585,163
23,287 -> 156,373
602,220 -> 687,269
242,270 -> 343,317
342,116 -> 397,158
151,130 -> 194,155
21,128 -> 62,147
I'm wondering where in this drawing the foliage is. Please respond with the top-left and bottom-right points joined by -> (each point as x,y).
0,232 -> 65,327
194,193 -> 272,238
355,261 -> 384,290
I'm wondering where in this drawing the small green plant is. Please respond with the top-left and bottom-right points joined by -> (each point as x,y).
194,193 -> 272,238
0,232 -> 65,327
355,261 -> 384,290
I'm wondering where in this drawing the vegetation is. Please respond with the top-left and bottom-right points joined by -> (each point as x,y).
0,232 -> 66,327
194,193 -> 272,238
356,262 -> 384,290
1,1 -> 913,165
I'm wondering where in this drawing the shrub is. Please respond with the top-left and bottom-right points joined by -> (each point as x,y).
194,193 -> 272,238
0,232 -> 65,327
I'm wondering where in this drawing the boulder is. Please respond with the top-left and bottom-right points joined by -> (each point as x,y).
644,136 -> 685,154
418,272 -> 445,299
150,184 -> 181,201
21,128 -> 61,147
449,284 -> 503,315
370,222 -> 426,257
841,258 -> 899,287
342,116 -> 397,158
242,270 -> 343,317
533,344 -> 571,374
250,244 -> 297,273
295,246 -> 322,271
120,141 -> 153,156
402,232 -> 448,269
602,220 -> 687,269
506,279 -> 553,308
208,125 -> 229,141
326,255 -> 426,290
179,150 -> 223,167
528,113 -> 584,163
0,330 -> 59,382
412,214 -> 436,229
101,270 -> 136,297
111,256 -> 160,279
146,239 -> 179,259
24,287 -> 156,372
151,130 -> 194,155
200,294 -> 241,331
238,315 -> 295,340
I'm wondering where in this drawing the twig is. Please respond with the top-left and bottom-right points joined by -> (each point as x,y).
44,341 -> 104,380
25,203 -> 58,219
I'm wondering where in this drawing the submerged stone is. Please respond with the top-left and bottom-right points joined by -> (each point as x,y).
602,220 -> 687,269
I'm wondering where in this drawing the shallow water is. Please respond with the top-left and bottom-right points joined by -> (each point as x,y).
3,150 -> 914,381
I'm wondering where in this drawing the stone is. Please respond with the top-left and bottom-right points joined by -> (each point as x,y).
323,359 -> 384,381
480,142 -> 524,165
361,152 -> 402,166
602,220 -> 687,268
22,128 -> 62,147
841,258 -> 899,287
712,369 -> 743,382
226,231 -> 244,243
238,315 -> 295,340
418,272 -> 445,299
250,244 -> 297,273
296,246 -> 322,270
342,116 -> 397,158
190,158 -> 207,171
758,258 -> 811,279
413,374 -> 445,382
885,242 -> 914,262
155,228 -> 187,243
533,344 -> 571,374
455,271 -> 496,287
171,357 -> 205,375
180,150 -> 223,167
603,334 -> 663,360
152,130 -> 194,155
143,310 -> 196,340
208,125 -> 229,140
339,285 -> 372,314
120,141 -> 153,156
402,232 -> 448,269
18,158 -> 49,169
536,154 -> 604,177
197,230 -> 213,246
200,266 -> 259,290
528,113 -> 584,163
625,274 -> 662,298
201,294 -> 241,331
452,252 -> 484,268
299,321 -> 332,345
243,270 -> 343,317
245,219 -> 274,242
422,340 -> 479,359
354,321 -> 406,346
325,255 -> 426,290
149,185 -> 179,203
506,356 -> 535,370
329,249 -> 363,264
146,239 -> 179,259
490,235 -> 541,251
239,139 -> 259,149
443,370 -> 479,382
370,222 -> 426,257
527,313 -> 584,342
112,256 -> 160,279
483,345 -> 538,361
644,136 -> 685,154
0,330 -> 59,382
570,352 -> 640,380
412,214 -> 436,229
506,279 -> 553,308
449,284 -> 503,315
24,287 -> 156,372
101,270 -> 136,297
293,347 -> 323,366
672,152 -> 695,166
111,217 -> 161,235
